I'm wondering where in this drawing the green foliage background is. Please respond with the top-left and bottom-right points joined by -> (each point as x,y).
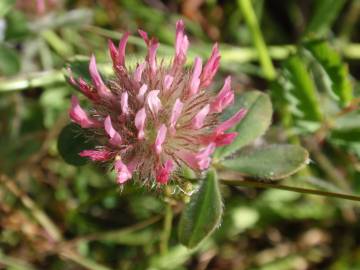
1,0 -> 360,269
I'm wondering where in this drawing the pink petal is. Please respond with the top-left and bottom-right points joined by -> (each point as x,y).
192,104 -> 210,129
154,124 -> 167,155
126,157 -> 140,173
79,149 -> 113,161
135,107 -> 147,140
114,159 -> 132,184
174,19 -> 189,65
156,160 -> 174,184
148,39 -> 159,74
118,32 -> 129,67
214,132 -> 238,146
200,43 -> 220,88
163,75 -> 174,93
196,143 -> 216,170
69,96 -> 99,128
169,98 -> 184,132
138,29 -> 149,44
179,143 -> 215,170
138,30 -> 158,74
146,90 -> 162,115
216,108 -> 247,134
108,39 -> 119,67
189,57 -> 202,96
89,55 -> 112,99
137,84 -> 148,103
210,76 -> 234,113
134,62 -> 146,82
78,78 -> 99,101
121,92 -> 129,115
200,132 -> 238,146
104,115 -> 122,145
67,68 -> 98,101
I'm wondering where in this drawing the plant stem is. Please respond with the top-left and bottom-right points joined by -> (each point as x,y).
160,199 -> 173,255
221,178 -> 360,202
238,0 -> 277,80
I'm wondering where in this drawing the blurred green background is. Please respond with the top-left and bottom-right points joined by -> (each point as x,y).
1,0 -> 360,269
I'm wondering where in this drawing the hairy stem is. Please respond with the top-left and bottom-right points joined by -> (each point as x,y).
160,199 -> 173,255
221,178 -> 360,202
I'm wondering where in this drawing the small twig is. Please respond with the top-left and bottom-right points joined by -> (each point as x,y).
221,178 -> 360,202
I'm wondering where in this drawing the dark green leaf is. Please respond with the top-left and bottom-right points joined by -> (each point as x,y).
281,54 -> 322,130
305,0 -> 347,37
65,57 -> 92,84
0,44 -> 20,76
214,91 -> 272,159
178,169 -> 222,248
305,40 -> 352,107
221,145 -> 309,180
57,123 -> 96,166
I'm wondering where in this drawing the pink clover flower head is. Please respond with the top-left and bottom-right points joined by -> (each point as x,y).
67,20 -> 246,186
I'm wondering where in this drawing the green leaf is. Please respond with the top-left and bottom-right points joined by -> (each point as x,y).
178,169 -> 223,248
328,110 -> 360,158
40,86 -> 70,128
5,10 -> 29,40
221,145 -> 309,180
65,57 -> 92,83
214,91 -> 272,159
0,44 -> 20,76
282,54 -> 322,130
150,245 -> 194,270
305,40 -> 353,107
57,123 -> 95,166
0,0 -> 15,17
305,0 -> 347,37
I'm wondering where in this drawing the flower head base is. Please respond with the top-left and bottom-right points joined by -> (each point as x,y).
68,20 -> 246,186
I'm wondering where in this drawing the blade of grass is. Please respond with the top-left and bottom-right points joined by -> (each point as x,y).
237,0 -> 276,80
